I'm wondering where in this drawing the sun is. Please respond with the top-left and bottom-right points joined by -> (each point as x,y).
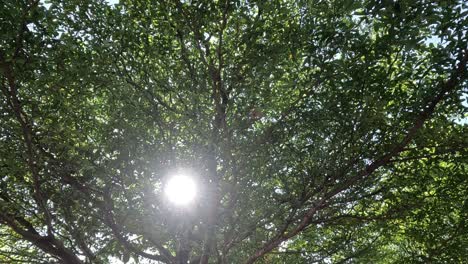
164,174 -> 197,206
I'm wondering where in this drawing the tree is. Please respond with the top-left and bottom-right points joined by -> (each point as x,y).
0,0 -> 467,263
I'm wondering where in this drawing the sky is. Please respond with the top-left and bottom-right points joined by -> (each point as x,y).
106,0 -> 119,5
40,0 -> 119,8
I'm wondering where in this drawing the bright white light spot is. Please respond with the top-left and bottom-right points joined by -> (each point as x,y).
165,175 -> 196,206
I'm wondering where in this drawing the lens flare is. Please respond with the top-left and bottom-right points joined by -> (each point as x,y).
164,174 -> 196,206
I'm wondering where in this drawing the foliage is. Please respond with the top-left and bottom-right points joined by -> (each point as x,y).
0,0 -> 467,263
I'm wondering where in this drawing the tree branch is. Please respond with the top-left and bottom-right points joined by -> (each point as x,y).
244,49 -> 468,264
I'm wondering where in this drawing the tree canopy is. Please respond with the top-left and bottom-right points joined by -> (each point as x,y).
0,0 -> 467,263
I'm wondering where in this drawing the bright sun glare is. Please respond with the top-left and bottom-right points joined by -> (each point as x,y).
165,174 -> 197,206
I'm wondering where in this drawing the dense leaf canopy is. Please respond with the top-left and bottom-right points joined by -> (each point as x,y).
0,0 -> 467,263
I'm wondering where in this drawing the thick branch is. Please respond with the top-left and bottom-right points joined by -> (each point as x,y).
0,212 -> 82,264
